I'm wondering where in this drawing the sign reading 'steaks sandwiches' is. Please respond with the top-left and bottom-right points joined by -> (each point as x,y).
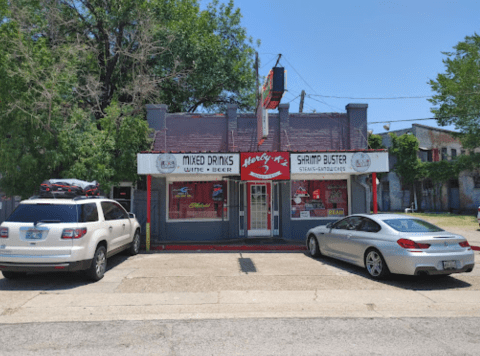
291,151 -> 389,174
137,153 -> 240,175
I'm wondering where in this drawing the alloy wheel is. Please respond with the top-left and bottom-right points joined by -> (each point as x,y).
366,250 -> 383,277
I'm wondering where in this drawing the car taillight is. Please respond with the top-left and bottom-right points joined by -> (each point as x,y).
0,227 -> 8,238
61,228 -> 87,239
397,238 -> 430,249
459,241 -> 470,248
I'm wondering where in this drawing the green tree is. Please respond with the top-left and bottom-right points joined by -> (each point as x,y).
429,33 -> 480,149
0,0 -> 258,198
389,133 -> 424,207
423,160 -> 460,211
368,134 -> 385,150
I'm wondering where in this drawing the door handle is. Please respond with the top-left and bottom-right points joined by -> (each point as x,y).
122,224 -> 126,229
109,226 -> 113,231
347,234 -> 353,238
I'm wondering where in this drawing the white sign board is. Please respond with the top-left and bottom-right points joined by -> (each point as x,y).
291,152 -> 389,174
138,153 -> 240,175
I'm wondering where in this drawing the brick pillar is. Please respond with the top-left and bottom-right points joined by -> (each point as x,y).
278,103 -> 290,151
346,104 -> 368,150
227,104 -> 238,152
146,104 -> 167,131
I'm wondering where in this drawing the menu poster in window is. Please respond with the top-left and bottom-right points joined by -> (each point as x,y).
291,180 -> 347,219
169,181 -> 228,220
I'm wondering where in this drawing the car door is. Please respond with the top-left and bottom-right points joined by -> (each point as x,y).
323,216 -> 362,258
339,217 -> 382,265
101,202 -> 131,253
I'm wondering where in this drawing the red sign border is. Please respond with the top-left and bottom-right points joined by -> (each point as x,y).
240,152 -> 290,181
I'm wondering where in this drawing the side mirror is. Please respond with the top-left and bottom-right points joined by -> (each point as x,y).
128,213 -> 136,219
326,222 -> 332,229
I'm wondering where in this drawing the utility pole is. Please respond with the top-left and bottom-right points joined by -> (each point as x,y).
299,90 -> 306,113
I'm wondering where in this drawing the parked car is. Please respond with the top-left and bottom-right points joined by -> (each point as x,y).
306,214 -> 474,279
0,196 -> 141,281
477,206 -> 480,226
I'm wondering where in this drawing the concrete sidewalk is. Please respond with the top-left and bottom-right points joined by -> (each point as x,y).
1,251 -> 479,324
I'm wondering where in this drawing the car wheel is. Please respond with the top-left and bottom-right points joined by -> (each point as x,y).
307,235 -> 321,257
365,249 -> 390,280
129,230 -> 141,256
1,271 -> 27,279
86,245 -> 107,281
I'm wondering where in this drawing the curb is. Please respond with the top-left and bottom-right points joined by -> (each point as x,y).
145,245 -> 480,252
149,244 -> 307,252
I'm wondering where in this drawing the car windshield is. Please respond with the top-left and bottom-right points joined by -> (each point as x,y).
6,204 -> 79,223
383,218 -> 444,233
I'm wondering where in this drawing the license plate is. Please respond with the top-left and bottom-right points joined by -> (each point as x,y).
443,260 -> 457,270
26,230 -> 43,240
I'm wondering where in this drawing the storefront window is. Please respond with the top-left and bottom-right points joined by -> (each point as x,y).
291,180 -> 348,219
168,181 -> 228,220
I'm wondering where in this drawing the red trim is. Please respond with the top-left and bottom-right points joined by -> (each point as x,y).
149,244 -> 306,251
144,244 -> 480,252
241,152 -> 290,181
147,175 -> 151,225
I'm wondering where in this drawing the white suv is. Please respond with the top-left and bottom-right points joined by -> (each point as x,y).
0,196 -> 141,281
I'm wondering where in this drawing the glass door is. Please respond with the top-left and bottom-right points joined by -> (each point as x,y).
247,182 -> 271,237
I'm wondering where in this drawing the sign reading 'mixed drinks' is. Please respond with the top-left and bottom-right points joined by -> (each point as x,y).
137,153 -> 240,175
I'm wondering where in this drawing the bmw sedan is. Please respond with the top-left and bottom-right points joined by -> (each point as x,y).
306,214 -> 475,279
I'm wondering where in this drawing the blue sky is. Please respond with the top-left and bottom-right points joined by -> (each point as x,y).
203,0 -> 480,134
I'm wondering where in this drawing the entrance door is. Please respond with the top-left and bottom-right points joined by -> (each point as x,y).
247,182 -> 271,237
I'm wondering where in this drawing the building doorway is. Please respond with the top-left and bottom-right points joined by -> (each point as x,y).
247,182 -> 271,236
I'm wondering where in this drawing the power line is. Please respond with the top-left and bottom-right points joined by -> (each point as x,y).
309,94 -> 431,100
308,96 -> 343,112
281,56 -> 318,95
309,91 -> 480,100
369,113 -> 480,124
260,56 -> 276,69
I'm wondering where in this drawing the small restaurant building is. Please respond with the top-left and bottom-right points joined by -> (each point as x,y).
136,103 -> 388,245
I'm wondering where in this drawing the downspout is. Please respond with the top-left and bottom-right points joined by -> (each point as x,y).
355,175 -> 371,214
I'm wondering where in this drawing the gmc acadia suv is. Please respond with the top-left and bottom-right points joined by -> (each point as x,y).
0,196 -> 141,281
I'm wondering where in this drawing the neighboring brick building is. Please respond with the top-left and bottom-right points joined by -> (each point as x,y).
378,124 -> 480,213
136,103 -> 389,243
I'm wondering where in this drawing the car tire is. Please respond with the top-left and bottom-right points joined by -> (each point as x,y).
365,248 -> 390,280
86,245 -> 107,281
129,230 -> 141,256
307,235 -> 321,257
1,271 -> 27,279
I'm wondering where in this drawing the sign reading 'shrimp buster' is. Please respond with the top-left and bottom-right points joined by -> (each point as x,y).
291,152 -> 388,174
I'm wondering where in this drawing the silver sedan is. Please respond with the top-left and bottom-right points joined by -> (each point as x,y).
306,214 -> 475,279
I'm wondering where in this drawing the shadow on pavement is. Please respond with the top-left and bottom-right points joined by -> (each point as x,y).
0,253 -> 131,291
305,253 -> 473,290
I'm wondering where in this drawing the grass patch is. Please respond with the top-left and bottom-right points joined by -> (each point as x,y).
398,212 -> 477,228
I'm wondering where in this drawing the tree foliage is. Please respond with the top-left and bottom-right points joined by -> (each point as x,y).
368,134 -> 385,150
429,33 -> 480,149
388,133 -> 424,187
0,0 -> 258,198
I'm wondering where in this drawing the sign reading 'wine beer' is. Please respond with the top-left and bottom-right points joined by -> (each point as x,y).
241,152 -> 290,180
